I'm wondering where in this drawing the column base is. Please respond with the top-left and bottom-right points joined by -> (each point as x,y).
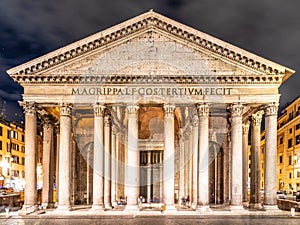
230,205 -> 245,212
105,203 -> 112,210
191,203 -> 198,210
242,201 -> 249,207
90,204 -> 105,211
163,205 -> 177,213
124,204 -> 140,212
55,205 -> 72,213
196,205 -> 211,214
249,203 -> 263,210
263,205 -> 280,212
18,205 -> 38,215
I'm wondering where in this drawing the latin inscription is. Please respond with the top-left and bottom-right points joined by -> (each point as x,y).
72,87 -> 232,96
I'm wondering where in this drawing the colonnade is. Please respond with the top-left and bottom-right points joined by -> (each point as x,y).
21,101 -> 279,212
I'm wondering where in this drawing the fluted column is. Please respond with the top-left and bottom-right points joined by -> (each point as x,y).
242,122 -> 250,205
125,105 -> 139,211
230,103 -> 244,210
57,103 -> 72,211
264,103 -> 279,209
163,104 -> 176,211
22,102 -> 37,209
104,114 -> 112,209
91,103 -> 105,210
197,103 -> 210,210
249,111 -> 263,209
191,114 -> 199,209
42,116 -> 54,208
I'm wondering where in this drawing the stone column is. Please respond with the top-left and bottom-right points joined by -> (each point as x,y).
111,127 -> 117,206
104,114 -> 112,209
115,133 -> 120,202
42,116 -> 54,208
230,103 -> 244,210
184,129 -> 190,198
57,103 -> 72,211
179,129 -> 185,205
197,103 -> 210,211
264,103 -> 279,210
191,115 -> 199,209
147,151 -> 152,202
22,102 -> 37,210
163,104 -> 176,211
91,104 -> 105,210
55,125 -> 60,205
125,105 -> 139,211
249,111 -> 263,209
242,122 -> 250,205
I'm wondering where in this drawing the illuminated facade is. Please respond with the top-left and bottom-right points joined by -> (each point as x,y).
7,11 -> 295,213
0,118 -> 25,190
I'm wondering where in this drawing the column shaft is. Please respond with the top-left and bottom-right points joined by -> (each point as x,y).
104,115 -> 112,209
23,102 -> 37,207
163,104 -> 176,210
242,122 -> 250,204
111,128 -> 117,205
250,112 -> 263,208
57,103 -> 72,210
230,104 -> 243,209
264,103 -> 278,207
197,104 -> 209,208
42,119 -> 54,208
92,104 -> 105,210
191,115 -> 199,208
125,106 -> 139,210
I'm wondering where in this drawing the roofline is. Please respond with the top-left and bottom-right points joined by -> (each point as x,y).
7,10 -> 295,80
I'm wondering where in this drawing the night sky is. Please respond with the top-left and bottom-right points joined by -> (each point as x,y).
0,0 -> 299,122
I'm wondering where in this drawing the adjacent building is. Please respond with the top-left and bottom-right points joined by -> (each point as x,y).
0,118 -> 25,191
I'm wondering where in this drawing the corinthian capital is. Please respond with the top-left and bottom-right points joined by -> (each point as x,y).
164,104 -> 175,117
21,101 -> 36,116
59,103 -> 72,117
127,105 -> 139,118
230,103 -> 243,117
251,110 -> 264,126
242,121 -> 250,135
93,103 -> 105,117
264,102 -> 278,117
191,114 -> 199,127
197,103 -> 209,117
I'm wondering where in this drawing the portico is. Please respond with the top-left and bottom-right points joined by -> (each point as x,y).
7,11 -> 294,213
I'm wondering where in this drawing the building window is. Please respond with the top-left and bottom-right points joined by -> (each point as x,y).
290,172 -> 293,179
279,136 -> 283,145
21,135 -> 24,142
262,163 -> 264,169
280,169 -> 282,174
279,155 -> 283,164
261,147 -> 264,154
289,155 -> 292,165
0,140 -> 2,150
296,135 -> 300,145
21,146 -> 25,153
288,138 -> 293,148
297,171 -> 300,178
0,126 -> 2,136
290,128 -> 293,134
296,123 -> 300,130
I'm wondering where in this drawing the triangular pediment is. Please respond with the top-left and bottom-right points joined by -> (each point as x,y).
7,10 -> 294,83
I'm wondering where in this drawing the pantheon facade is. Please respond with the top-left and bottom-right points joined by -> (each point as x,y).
7,11 -> 295,213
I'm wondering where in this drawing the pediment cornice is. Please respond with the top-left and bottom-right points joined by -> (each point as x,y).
7,10 -> 294,82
